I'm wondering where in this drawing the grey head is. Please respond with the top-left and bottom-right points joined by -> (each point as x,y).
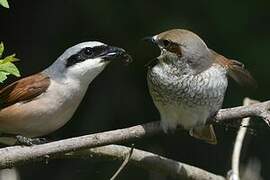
44,41 -> 131,83
145,29 -> 213,75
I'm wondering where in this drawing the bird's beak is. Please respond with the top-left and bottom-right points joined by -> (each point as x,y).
143,36 -> 159,68
142,36 -> 156,45
101,46 -> 132,64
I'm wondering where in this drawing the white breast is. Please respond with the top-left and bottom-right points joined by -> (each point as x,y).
159,103 -> 210,132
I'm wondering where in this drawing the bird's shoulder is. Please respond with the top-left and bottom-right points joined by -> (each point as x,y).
0,73 -> 50,108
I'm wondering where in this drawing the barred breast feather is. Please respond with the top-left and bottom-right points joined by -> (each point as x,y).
147,63 -> 228,130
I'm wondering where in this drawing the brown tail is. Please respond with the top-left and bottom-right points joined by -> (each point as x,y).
189,125 -> 217,144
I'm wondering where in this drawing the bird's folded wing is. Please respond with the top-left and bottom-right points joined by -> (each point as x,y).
211,49 -> 257,88
0,73 -> 50,108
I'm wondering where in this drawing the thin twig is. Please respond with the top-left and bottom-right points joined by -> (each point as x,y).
110,144 -> 134,180
228,98 -> 259,180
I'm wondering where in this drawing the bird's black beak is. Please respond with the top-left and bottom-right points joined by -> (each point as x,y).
102,46 -> 132,64
142,36 -> 156,45
143,36 -> 159,68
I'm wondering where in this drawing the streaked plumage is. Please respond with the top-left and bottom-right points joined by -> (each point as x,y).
147,29 -> 256,144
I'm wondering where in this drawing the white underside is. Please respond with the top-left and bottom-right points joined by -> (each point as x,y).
0,77 -> 88,138
159,103 -> 209,132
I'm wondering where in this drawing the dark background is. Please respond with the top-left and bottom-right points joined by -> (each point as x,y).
1,0 -> 270,179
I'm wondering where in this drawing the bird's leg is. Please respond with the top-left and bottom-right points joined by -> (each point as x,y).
0,133 -> 49,146
206,112 -> 219,125
15,135 -> 48,146
161,121 -> 177,134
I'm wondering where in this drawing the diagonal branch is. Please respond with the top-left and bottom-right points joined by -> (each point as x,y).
64,144 -> 226,180
110,144 -> 134,180
0,100 -> 269,175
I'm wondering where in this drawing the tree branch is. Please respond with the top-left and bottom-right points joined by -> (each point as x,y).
0,100 -> 268,177
228,98 -> 258,180
214,100 -> 270,126
64,144 -> 226,180
109,144 -> 134,180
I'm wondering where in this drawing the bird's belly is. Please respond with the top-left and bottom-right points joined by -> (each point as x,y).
0,85 -> 86,137
158,103 -> 210,131
0,99 -> 80,137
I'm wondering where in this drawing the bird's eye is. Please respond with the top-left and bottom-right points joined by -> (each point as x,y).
83,47 -> 93,56
162,40 -> 171,47
162,40 -> 182,56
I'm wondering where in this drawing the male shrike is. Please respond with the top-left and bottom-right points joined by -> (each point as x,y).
0,41 -> 131,145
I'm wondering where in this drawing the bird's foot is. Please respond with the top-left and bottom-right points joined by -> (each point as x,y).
15,135 -> 48,146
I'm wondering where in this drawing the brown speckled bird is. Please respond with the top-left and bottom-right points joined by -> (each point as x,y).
146,29 -> 256,144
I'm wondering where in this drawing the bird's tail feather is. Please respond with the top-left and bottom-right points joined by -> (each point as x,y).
189,125 -> 217,144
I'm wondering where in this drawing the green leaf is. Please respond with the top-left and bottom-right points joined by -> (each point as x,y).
0,43 -> 21,83
0,0 -> 9,8
1,54 -> 19,63
0,62 -> 20,77
0,72 -> 9,83
0,42 -> 4,58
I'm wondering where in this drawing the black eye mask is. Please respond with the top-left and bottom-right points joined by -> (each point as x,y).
66,45 -> 107,67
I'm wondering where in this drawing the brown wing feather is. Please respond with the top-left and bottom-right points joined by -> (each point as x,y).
211,49 -> 257,88
0,73 -> 50,108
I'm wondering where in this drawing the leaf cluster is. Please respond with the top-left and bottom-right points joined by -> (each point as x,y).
0,42 -> 20,83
